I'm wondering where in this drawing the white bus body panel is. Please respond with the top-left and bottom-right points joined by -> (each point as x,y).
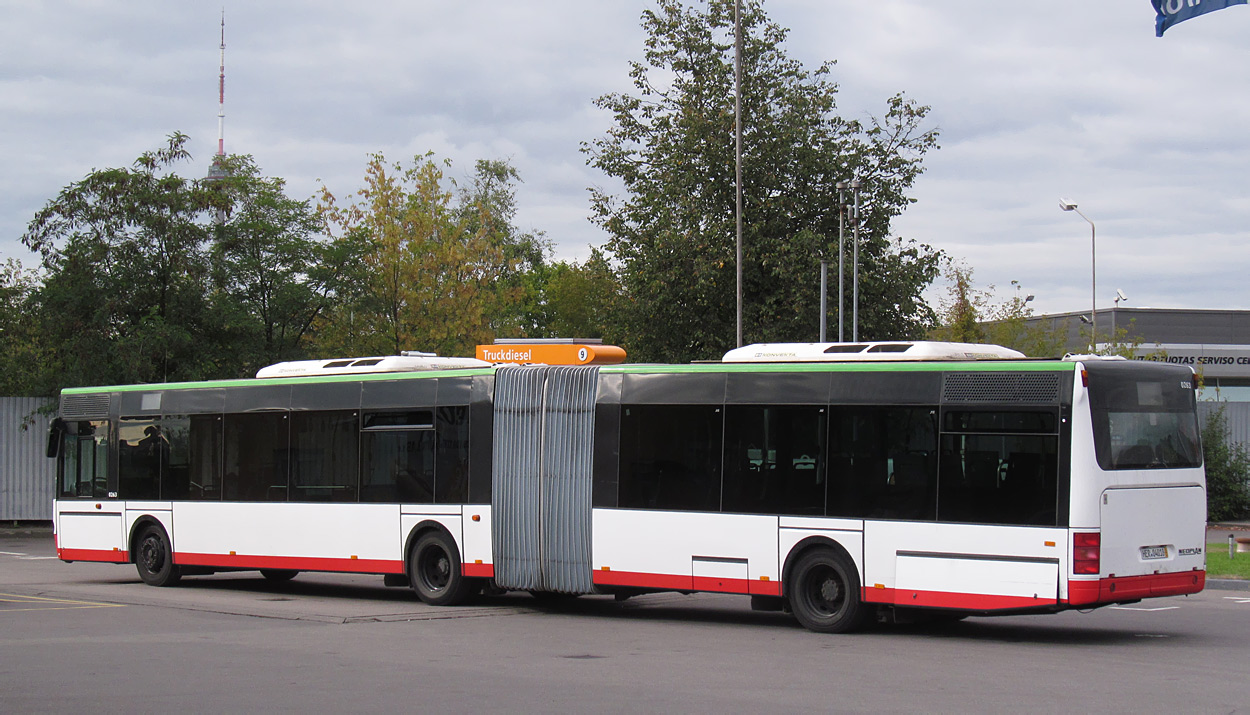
593,509 -> 780,593
1100,485 -> 1206,577
863,521 -> 1065,609
171,502 -> 404,573
460,504 -> 493,575
55,501 -> 127,561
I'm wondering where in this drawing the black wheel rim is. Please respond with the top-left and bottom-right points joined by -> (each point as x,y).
140,535 -> 164,574
803,564 -> 846,618
418,546 -> 450,592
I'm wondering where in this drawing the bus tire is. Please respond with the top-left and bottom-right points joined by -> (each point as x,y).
787,547 -> 868,633
409,530 -> 474,606
135,524 -> 181,587
260,569 -> 298,582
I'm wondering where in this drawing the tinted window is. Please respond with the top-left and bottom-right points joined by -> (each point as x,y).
118,417 -> 162,500
1088,365 -> 1201,470
59,421 -> 109,498
723,406 -> 825,515
361,429 -> 435,503
290,411 -> 359,502
223,412 -> 290,501
435,406 -> 470,504
827,407 -> 937,520
619,404 -> 722,512
938,432 -> 1059,526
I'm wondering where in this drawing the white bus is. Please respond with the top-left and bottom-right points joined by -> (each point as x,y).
49,342 -> 1206,632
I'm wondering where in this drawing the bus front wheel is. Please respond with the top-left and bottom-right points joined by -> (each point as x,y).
135,524 -> 181,587
788,547 -> 869,633
409,531 -> 474,606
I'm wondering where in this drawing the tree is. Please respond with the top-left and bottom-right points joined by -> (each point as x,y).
524,248 -> 625,341
0,259 -> 45,395
315,153 -> 530,358
22,133 -> 219,389
930,263 -> 1067,357
1202,404 -> 1250,521
583,0 -> 941,362
206,155 -> 369,374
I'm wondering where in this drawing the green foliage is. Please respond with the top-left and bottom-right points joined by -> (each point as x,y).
523,248 -> 624,341
315,153 -> 532,358
584,0 -> 941,362
1202,405 -> 1250,522
930,263 -> 1066,357
0,259 -> 45,395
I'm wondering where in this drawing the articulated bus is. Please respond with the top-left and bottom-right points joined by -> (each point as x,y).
48,341 -> 1206,632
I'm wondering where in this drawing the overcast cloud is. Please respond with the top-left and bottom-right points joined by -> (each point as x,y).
2,1 -> 1247,319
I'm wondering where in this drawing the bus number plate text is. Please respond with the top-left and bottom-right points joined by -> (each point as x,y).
1140,546 -> 1168,560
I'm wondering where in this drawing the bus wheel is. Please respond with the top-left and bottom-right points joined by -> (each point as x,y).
260,569 -> 298,582
409,531 -> 474,606
135,524 -> 182,587
788,548 -> 867,633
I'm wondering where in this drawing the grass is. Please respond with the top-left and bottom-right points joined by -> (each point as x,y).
1206,542 -> 1250,579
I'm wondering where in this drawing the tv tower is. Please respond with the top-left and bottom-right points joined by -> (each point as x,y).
206,10 -> 228,183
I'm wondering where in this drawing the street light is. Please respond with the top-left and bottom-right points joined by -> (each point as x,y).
851,178 -> 861,342
1060,199 -> 1096,350
836,181 -> 847,342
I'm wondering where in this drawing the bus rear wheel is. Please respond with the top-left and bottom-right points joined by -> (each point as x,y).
409,531 -> 474,606
135,524 -> 181,587
788,548 -> 869,633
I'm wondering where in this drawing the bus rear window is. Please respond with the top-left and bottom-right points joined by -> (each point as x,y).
1087,363 -> 1201,471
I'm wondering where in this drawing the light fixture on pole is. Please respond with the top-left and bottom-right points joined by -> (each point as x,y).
851,178 -> 861,342
836,181 -> 846,342
1113,289 -> 1127,337
1059,198 -> 1096,350
733,0 -> 743,348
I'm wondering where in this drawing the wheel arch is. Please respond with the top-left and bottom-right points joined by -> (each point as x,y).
402,519 -> 462,579
127,516 -> 169,565
781,535 -> 858,599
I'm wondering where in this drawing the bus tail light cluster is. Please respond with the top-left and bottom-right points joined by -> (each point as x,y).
1073,532 -> 1101,575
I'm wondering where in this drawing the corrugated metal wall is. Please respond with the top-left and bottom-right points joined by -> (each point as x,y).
1199,401 -> 1250,450
1,397 -> 57,521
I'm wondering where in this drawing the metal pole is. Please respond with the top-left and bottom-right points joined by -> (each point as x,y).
819,260 -> 828,342
837,182 -> 845,342
733,0 -> 744,348
851,178 -> 861,342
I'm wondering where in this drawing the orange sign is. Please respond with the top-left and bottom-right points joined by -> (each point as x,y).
476,343 -> 626,366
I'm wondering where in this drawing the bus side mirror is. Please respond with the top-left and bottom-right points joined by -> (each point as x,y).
46,418 -> 64,459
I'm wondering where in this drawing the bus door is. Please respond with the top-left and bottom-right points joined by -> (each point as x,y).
52,419 -> 127,562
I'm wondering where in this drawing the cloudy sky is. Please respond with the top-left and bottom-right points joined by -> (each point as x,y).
2,1 -> 1247,319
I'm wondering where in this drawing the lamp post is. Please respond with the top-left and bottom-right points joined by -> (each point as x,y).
1059,199 -> 1096,350
836,181 -> 846,342
851,178 -> 861,342
733,0 -> 743,348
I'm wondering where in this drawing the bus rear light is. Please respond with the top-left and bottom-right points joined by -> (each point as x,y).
1073,532 -> 1101,575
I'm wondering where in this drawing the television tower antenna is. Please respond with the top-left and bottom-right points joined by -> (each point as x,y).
216,9 -> 226,158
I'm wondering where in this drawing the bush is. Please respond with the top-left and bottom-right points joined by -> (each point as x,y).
1202,405 -> 1250,521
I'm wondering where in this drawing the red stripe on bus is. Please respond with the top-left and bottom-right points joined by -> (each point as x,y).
176,551 -> 405,575
1066,571 -> 1205,605
862,587 -> 1057,610
462,562 -> 494,578
592,569 -> 782,597
58,547 -> 130,564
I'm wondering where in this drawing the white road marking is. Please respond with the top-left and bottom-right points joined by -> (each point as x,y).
1109,606 -> 1179,611
1223,596 -> 1250,604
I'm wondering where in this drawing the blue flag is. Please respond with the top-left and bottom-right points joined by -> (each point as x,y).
1154,0 -> 1247,36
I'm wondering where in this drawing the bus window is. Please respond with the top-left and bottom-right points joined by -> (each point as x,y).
361,410 -> 436,503
619,404 -> 722,512
827,407 -> 937,520
59,420 -> 109,498
291,411 -> 359,503
1087,364 -> 1201,471
118,417 -> 162,500
223,412 -> 290,501
723,405 -> 826,515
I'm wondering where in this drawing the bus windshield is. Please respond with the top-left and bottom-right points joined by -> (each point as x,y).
1087,362 -> 1201,470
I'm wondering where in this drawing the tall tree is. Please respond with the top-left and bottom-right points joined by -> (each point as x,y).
0,259 -> 44,395
316,153 -> 529,358
584,0 -> 941,362
206,155 -> 369,375
22,133 -> 218,388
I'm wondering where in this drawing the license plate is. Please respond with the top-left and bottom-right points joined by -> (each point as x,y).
1140,546 -> 1168,560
